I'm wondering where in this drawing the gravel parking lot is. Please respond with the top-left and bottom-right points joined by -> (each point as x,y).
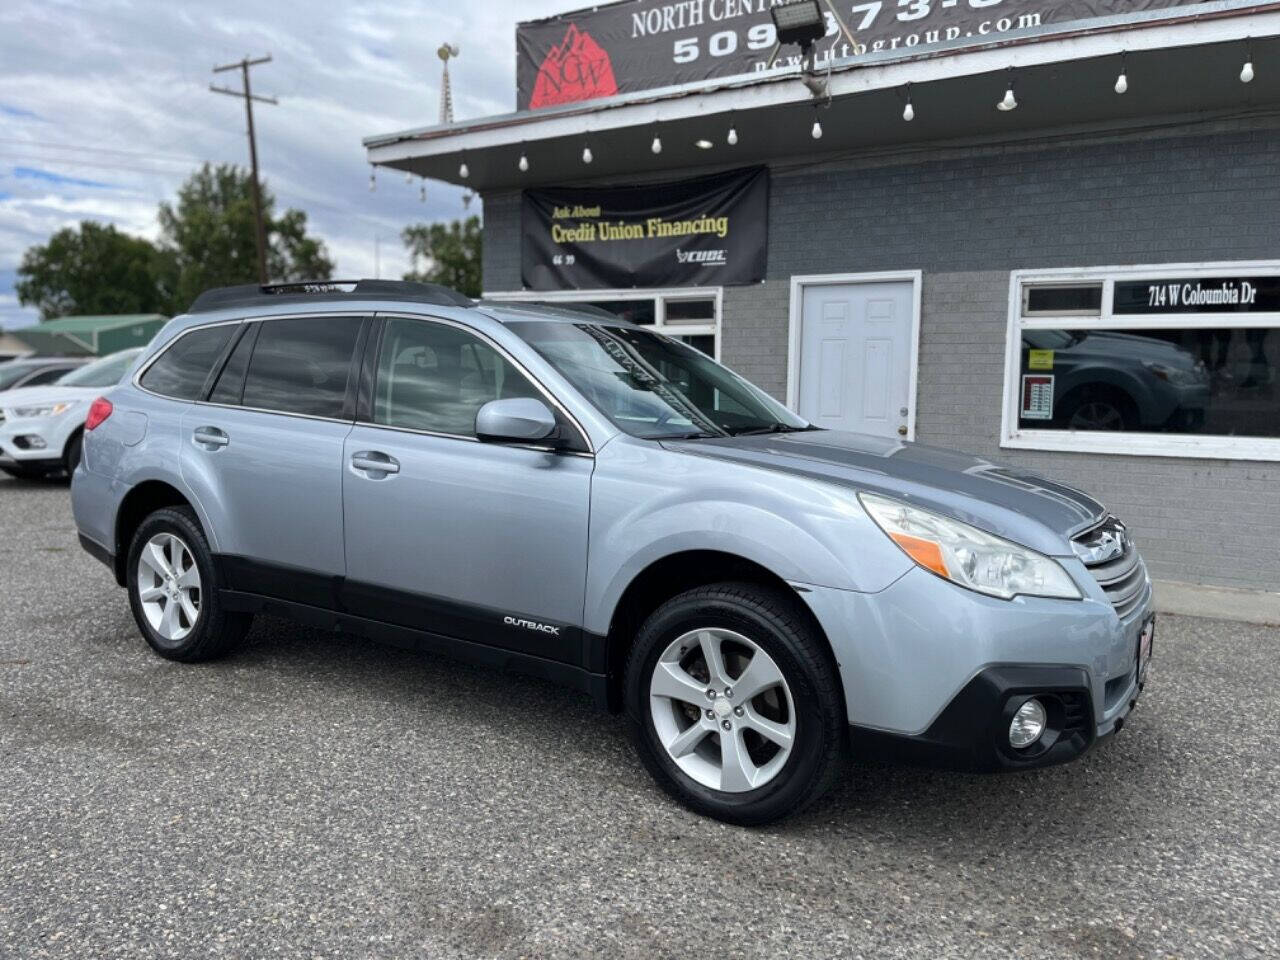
1,474 -> 1277,959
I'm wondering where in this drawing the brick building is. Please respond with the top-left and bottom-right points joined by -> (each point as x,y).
365,0 -> 1280,605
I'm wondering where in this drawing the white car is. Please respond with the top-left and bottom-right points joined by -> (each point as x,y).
0,348 -> 143,480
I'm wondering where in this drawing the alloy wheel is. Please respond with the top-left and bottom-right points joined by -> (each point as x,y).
648,627 -> 796,793
136,532 -> 202,642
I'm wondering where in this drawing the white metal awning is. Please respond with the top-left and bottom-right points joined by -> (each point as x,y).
364,3 -> 1280,192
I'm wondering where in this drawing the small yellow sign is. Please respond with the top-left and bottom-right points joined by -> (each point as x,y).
1028,349 -> 1055,371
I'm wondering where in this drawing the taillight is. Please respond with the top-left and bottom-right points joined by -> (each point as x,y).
85,397 -> 113,431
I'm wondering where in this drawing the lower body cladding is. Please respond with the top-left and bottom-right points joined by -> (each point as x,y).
797,565 -> 1154,772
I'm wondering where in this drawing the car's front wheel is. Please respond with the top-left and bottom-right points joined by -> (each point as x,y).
625,582 -> 846,825
126,506 -> 252,662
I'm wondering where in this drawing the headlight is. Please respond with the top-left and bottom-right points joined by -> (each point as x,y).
11,401 -> 77,418
1143,361 -> 1200,386
859,492 -> 1082,601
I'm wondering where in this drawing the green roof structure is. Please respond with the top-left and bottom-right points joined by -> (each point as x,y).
12,314 -> 168,356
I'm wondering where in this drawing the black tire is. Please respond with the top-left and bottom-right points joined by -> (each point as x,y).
624,582 -> 847,826
125,506 -> 252,662
62,430 -> 83,477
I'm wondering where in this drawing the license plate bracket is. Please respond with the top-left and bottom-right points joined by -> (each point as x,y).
1137,616 -> 1155,687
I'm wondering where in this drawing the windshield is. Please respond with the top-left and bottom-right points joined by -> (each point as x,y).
509,321 -> 810,439
0,361 -> 45,390
57,349 -> 142,387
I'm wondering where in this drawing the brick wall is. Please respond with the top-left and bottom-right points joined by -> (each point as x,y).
480,119 -> 1280,590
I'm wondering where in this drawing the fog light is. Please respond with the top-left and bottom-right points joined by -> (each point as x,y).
17,435 -> 46,450
1009,698 -> 1047,749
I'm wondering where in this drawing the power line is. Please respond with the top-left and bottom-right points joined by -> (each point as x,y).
0,154 -> 208,176
0,138 -> 205,164
210,54 -> 276,285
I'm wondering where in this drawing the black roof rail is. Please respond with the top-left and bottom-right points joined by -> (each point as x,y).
188,279 -> 473,314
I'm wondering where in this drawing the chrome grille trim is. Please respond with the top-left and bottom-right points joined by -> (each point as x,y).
1073,516 -> 1150,619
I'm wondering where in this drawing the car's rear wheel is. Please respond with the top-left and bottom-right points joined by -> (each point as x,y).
624,582 -> 846,825
126,506 -> 251,662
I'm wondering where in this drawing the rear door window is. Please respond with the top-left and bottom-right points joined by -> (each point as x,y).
140,325 -> 236,400
240,316 -> 363,419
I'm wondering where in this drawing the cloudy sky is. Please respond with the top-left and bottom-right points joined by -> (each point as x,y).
0,0 -> 571,328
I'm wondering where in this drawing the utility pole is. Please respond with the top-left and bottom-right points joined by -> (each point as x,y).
211,55 -> 276,285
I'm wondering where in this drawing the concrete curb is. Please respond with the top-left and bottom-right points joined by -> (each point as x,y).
1153,579 -> 1280,627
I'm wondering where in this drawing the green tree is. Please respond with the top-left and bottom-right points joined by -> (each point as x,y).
159,163 -> 334,310
402,216 -> 482,298
16,221 -> 176,320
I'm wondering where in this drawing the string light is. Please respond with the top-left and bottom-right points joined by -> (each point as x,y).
582,144 -> 594,164
997,69 -> 1018,111
811,106 -> 823,140
651,133 -> 663,155
1114,52 -> 1128,94
458,159 -> 469,179
404,171 -> 413,184
1240,39 -> 1255,83
727,123 -> 738,146
902,84 -> 914,122
518,152 -> 529,172
419,183 -> 426,203
368,166 -> 376,192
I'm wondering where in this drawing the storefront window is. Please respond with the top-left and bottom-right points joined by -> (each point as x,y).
485,288 -> 721,359
1004,267 -> 1280,460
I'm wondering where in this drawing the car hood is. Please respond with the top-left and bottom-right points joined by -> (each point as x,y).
0,385 -> 98,411
662,430 -> 1106,556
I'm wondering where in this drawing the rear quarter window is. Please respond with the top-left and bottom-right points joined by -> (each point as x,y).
139,325 -> 236,400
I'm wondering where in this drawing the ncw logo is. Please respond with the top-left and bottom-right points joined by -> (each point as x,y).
530,24 -> 618,109
676,249 -> 727,265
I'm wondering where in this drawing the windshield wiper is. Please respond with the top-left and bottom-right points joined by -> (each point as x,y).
726,423 -> 815,437
660,430 -> 721,440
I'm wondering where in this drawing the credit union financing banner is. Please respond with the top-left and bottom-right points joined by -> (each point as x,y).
517,0 -> 1209,109
522,167 -> 768,290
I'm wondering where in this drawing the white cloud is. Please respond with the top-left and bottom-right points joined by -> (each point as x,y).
0,0 -> 571,328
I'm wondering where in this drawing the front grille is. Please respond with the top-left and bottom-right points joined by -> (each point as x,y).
1072,516 -> 1149,620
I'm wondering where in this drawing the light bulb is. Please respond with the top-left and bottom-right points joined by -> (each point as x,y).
368,170 -> 376,192
1114,71 -> 1128,94
651,136 -> 662,155
518,154 -> 529,172
419,185 -> 426,203
458,162 -> 469,179
811,118 -> 823,139
1240,59 -> 1254,83
727,125 -> 738,146
903,101 -> 914,122
405,171 -> 413,184
582,145 -> 593,163
997,86 -> 1017,111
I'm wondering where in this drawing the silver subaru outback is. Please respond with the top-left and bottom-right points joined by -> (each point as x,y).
72,280 -> 1154,825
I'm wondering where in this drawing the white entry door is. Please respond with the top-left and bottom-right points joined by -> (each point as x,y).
795,278 -> 917,439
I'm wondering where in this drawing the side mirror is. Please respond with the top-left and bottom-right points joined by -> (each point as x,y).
475,397 -> 558,444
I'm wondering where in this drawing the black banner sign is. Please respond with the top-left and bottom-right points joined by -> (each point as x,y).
516,0 -> 1208,110
1114,277 -> 1280,315
522,167 -> 768,290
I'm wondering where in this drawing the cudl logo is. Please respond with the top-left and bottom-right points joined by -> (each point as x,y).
676,248 -> 727,265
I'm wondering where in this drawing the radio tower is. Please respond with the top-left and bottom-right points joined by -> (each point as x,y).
438,43 -> 459,124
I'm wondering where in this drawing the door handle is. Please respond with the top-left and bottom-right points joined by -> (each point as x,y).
351,451 -> 400,477
192,426 -> 229,450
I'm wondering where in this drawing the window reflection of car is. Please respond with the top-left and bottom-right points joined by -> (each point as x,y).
1021,330 -> 1210,431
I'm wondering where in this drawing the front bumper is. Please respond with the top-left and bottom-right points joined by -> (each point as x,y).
796,562 -> 1154,767
0,413 -> 73,464
850,660 -> 1148,772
